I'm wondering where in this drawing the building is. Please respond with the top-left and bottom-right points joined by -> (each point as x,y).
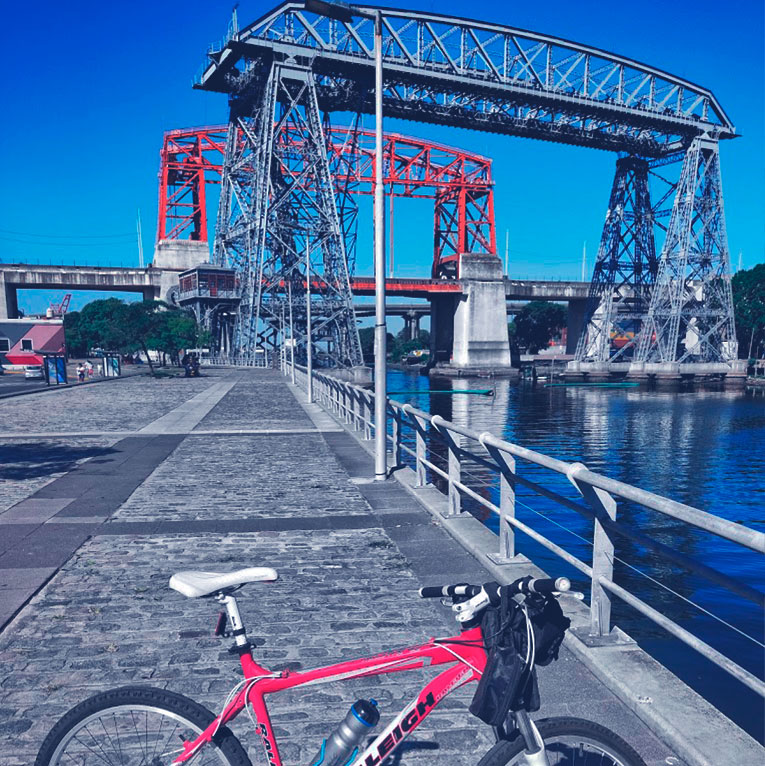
0,319 -> 65,368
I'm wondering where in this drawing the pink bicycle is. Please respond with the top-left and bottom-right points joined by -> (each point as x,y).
35,567 -> 647,766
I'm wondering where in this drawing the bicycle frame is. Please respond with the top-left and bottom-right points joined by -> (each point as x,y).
172,627 -> 488,765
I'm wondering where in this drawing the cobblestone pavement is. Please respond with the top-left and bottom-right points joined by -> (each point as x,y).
0,369 -> 680,765
0,372 -> 222,433
110,434 -> 369,522
0,438 -> 118,513
0,530 -> 494,765
195,369 -> 314,430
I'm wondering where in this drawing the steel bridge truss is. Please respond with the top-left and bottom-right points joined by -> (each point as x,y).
157,126 -> 495,279
198,3 -> 735,157
213,61 -> 364,366
157,128 -> 227,242
197,2 -> 739,369
636,136 -> 737,365
575,156 -> 659,363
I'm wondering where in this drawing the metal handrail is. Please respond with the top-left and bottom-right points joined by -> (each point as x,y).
285,361 -> 765,697
204,353 -> 271,368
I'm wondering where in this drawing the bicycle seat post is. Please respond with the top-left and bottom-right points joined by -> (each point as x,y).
217,592 -> 250,650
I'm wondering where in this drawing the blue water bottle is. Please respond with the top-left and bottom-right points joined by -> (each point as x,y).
309,699 -> 380,766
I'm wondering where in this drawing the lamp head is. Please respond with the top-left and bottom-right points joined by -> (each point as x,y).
303,0 -> 355,23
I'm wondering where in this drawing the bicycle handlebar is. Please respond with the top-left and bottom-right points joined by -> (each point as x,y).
419,576 -> 570,602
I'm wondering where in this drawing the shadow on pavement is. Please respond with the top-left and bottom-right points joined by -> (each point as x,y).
0,442 -> 118,481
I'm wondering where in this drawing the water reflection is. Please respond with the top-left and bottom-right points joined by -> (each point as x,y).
389,371 -> 765,739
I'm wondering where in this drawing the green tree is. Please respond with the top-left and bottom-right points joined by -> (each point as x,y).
514,301 -> 566,354
63,298 -> 208,377
389,328 -> 430,362
732,263 -> 765,359
63,311 -> 85,357
64,298 -> 131,356
358,326 -> 375,364
147,310 -> 207,366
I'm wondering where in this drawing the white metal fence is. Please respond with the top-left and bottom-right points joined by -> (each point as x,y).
203,353 -> 272,368
287,361 -> 765,699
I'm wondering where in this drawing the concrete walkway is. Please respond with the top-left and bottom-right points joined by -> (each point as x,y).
0,369 -> 684,764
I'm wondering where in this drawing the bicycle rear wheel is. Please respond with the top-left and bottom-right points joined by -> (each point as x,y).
35,685 -> 252,766
478,717 -> 648,766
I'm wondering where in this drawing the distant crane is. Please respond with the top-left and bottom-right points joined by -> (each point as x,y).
47,293 -> 72,318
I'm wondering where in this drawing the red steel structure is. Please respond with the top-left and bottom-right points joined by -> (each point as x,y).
157,125 -> 496,277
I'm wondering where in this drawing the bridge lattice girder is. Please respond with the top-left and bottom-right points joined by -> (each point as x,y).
156,124 -> 495,276
197,2 -> 734,157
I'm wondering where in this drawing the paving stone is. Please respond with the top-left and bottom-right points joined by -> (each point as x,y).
0,368 -> 683,766
195,369 -> 315,431
0,530 -> 493,764
109,433 -> 370,522
0,372 -> 223,434
0,438 -> 118,513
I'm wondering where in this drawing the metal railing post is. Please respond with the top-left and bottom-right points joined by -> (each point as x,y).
414,414 -> 427,486
391,406 -> 402,467
403,406 -> 428,487
348,386 -> 358,430
433,416 -> 461,516
572,474 -> 617,638
363,391 -> 373,440
484,440 -> 517,561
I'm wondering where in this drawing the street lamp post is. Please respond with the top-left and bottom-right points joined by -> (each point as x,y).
304,0 -> 387,480
288,278 -> 296,385
306,239 -> 313,403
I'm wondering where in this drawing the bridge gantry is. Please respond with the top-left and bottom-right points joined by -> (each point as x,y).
197,2 -> 741,378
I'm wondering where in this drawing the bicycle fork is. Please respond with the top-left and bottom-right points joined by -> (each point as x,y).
513,712 -> 551,766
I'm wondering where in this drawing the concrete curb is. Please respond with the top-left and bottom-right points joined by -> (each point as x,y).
290,384 -> 764,765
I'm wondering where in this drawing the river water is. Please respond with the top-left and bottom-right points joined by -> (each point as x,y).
387,369 -> 765,741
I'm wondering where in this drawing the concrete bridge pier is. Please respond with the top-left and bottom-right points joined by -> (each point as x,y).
430,254 -> 516,377
429,294 -> 458,365
0,272 -> 18,319
403,310 -> 421,341
566,298 -> 589,354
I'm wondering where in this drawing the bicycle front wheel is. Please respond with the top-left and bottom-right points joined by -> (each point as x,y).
35,685 -> 252,766
478,717 -> 648,766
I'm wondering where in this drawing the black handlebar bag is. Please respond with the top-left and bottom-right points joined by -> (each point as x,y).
469,590 -> 570,726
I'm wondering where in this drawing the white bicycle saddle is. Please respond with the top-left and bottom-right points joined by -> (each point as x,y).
169,567 -> 278,598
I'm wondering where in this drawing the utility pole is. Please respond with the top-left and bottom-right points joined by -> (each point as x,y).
137,209 -> 144,269
389,188 -> 394,277
288,279 -> 295,385
306,239 -> 313,403
372,8 -> 387,480
303,0 -> 387,476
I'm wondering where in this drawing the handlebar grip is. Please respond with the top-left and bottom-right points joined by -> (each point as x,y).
419,583 -> 481,599
505,576 -> 570,596
527,577 -> 570,594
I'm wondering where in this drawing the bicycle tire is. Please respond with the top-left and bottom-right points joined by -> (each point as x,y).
477,716 -> 648,766
35,685 -> 253,766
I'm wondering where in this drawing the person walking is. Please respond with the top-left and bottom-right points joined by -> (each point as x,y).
76,363 -> 86,383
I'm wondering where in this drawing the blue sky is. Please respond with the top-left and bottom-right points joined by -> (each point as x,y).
2,0 -> 763,315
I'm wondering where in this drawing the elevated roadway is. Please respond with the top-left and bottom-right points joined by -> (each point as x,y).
350,276 -> 589,301
0,263 -> 588,319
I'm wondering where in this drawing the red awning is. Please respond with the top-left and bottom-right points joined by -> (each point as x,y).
5,352 -> 44,365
